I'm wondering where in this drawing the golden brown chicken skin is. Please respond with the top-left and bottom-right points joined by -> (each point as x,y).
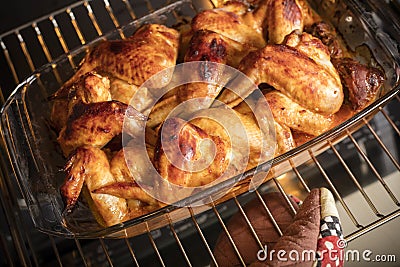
61,145 -> 128,226
62,24 -> 179,89
265,0 -> 304,44
283,31 -> 341,85
333,57 -> 384,111
273,121 -> 296,156
154,117 -> 231,188
50,72 -> 111,132
219,44 -> 343,114
177,30 -> 252,116
93,146 -> 160,207
190,108 -> 267,171
179,30 -> 229,110
61,145 -> 162,226
263,90 -> 333,136
191,5 -> 266,49
176,1 -> 270,117
57,100 -> 145,157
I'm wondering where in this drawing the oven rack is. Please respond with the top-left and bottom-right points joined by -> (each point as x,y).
0,0 -> 399,266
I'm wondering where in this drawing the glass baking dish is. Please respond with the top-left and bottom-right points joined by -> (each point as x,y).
0,0 -> 399,238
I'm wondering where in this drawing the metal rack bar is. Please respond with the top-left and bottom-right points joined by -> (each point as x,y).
144,0 -> 155,12
146,226 -> 166,267
74,238 -> 89,267
254,189 -> 284,236
289,159 -> 311,193
0,39 -> 19,84
211,203 -> 245,266
188,206 -> 218,266
232,196 -> 264,250
272,177 -> 297,215
345,209 -> 400,242
124,238 -> 140,267
67,8 -> 87,45
84,1 -> 103,36
328,140 -> 383,216
103,0 -> 125,39
99,238 -> 114,266
49,236 -> 63,267
364,119 -> 400,171
49,15 -> 76,68
16,31 -> 36,72
123,0 -> 137,19
167,214 -> 192,267
346,131 -> 400,205
309,149 -> 363,228
379,108 -> 400,136
32,22 -> 63,84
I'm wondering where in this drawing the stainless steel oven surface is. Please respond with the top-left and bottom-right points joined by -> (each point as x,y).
0,0 -> 399,266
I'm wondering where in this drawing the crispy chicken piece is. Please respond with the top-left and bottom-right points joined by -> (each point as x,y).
93,145 -> 160,207
264,0 -> 303,44
177,30 -> 253,116
283,31 -> 341,87
305,22 -> 384,111
190,108 -> 272,171
178,31 -> 229,116
61,145 -> 161,226
178,0 -> 268,116
61,146 -> 128,226
192,4 -> 266,49
333,57 -> 384,111
62,24 -> 180,89
50,72 -> 111,132
305,21 -> 344,58
296,0 -> 321,26
57,100 -> 146,156
185,29 -> 251,68
263,90 -> 333,136
273,121 -> 296,156
109,77 -> 155,113
154,117 -> 231,188
218,44 -> 343,114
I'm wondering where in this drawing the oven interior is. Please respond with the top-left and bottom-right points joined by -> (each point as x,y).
0,0 -> 399,266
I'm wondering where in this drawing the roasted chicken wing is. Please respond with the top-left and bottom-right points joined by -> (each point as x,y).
264,0 -> 303,44
262,90 -> 333,136
57,100 -> 146,156
50,72 -> 111,131
177,1 -> 267,116
192,3 -> 266,49
62,24 -> 179,89
61,145 -> 128,226
154,117 -> 231,188
61,144 -> 162,226
218,42 -> 343,114
272,121 -> 296,156
333,58 -> 384,111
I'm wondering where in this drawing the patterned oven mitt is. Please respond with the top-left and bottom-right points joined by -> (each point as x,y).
315,188 -> 345,267
213,188 -> 345,267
